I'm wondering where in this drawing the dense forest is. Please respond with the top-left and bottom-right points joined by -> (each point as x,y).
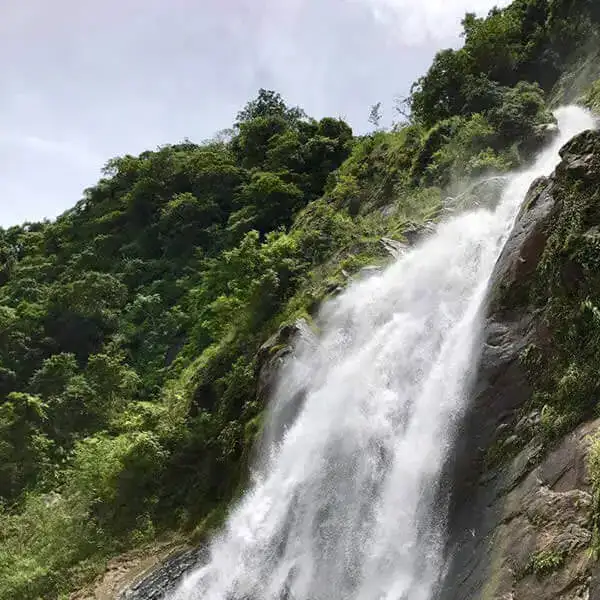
2,0 -> 600,597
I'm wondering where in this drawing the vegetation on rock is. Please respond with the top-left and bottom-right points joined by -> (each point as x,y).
502,130 -> 600,448
526,547 -> 567,576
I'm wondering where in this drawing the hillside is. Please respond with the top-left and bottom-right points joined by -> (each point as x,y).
2,1 -> 600,598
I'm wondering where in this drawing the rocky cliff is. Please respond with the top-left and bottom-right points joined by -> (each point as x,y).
442,129 -> 600,600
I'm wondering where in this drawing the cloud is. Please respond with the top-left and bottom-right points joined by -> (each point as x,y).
352,0 -> 512,45
0,132 -> 99,168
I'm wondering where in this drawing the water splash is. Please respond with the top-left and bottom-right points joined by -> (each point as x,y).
170,106 -> 595,600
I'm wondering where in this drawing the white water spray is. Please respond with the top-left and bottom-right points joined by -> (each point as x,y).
170,107 -> 594,600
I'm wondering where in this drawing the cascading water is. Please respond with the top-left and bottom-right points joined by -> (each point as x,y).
170,106 -> 595,600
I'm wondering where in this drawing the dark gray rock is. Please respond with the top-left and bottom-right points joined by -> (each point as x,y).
557,129 -> 600,181
380,236 -> 408,258
442,418 -> 598,600
486,175 -> 555,320
443,176 -> 509,215
256,319 -> 313,407
402,221 -> 436,245
119,547 -> 205,600
515,410 -> 541,437
590,564 -> 600,600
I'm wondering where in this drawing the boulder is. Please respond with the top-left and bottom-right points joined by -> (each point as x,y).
443,175 -> 509,215
256,319 -> 313,407
118,547 -> 205,600
380,236 -> 408,258
403,220 -> 436,245
353,265 -> 383,281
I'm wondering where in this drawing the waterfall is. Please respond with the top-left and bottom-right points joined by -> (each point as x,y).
170,106 -> 595,600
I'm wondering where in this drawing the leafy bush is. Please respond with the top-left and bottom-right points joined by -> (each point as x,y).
526,547 -> 566,576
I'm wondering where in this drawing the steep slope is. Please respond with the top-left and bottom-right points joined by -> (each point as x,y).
444,127 -> 600,600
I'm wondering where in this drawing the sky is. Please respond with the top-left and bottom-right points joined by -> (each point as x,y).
0,0 -> 509,226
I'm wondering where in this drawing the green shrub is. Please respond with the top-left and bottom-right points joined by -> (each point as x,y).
527,548 -> 566,576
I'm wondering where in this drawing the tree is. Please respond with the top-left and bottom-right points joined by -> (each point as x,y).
228,172 -> 304,239
393,96 -> 411,123
85,353 -> 140,416
29,353 -> 78,398
0,392 -> 53,499
159,192 -> 222,256
487,81 -> 552,148
232,115 -> 290,169
461,7 -> 522,86
410,49 -> 472,127
369,102 -> 382,130
236,89 -> 305,125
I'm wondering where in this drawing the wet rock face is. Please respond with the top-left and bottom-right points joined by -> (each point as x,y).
444,420 -> 596,600
559,129 -> 600,168
443,176 -> 510,215
442,130 -> 600,600
486,174 -> 555,320
256,318 -> 312,407
118,547 -> 205,600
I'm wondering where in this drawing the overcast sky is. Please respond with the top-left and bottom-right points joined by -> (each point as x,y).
0,0 -> 509,226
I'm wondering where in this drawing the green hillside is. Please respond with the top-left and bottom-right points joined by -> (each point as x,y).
2,1 -> 600,597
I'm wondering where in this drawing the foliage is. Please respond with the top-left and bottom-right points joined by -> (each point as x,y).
587,433 -> 600,556
526,179 -> 600,442
412,82 -> 553,188
0,87 -> 361,598
583,77 -> 600,113
411,0 -> 600,128
526,547 -> 566,576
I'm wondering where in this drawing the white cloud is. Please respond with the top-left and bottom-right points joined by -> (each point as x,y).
0,133 -> 99,167
353,0 -> 512,45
